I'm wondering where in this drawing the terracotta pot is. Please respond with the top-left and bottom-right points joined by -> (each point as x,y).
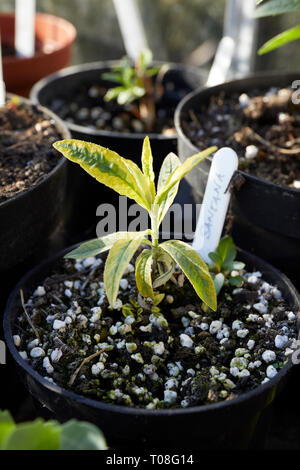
1,12 -> 76,97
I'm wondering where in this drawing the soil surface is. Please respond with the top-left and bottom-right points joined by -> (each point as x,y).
183,87 -> 300,189
14,252 -> 298,410
0,98 -> 62,203
49,75 -> 192,135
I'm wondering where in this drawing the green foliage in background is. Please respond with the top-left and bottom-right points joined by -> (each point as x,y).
255,0 -> 300,53
0,410 -> 107,450
103,50 -> 160,105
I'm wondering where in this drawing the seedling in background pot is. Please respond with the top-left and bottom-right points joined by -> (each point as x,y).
102,49 -> 162,132
54,137 -> 217,312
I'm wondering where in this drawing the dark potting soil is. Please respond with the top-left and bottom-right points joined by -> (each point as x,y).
14,253 -> 297,410
49,79 -> 188,135
184,87 -> 300,189
0,99 -> 62,203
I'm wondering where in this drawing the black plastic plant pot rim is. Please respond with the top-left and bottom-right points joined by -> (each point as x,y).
4,240 -> 300,418
174,70 -> 300,196
30,60 -> 207,142
0,93 -> 70,210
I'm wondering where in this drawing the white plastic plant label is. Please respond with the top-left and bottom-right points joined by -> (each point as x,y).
192,147 -> 239,263
113,0 -> 149,62
15,0 -> 36,58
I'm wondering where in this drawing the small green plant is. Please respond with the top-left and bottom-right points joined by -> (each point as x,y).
255,0 -> 300,54
208,236 -> 245,295
54,137 -> 217,311
102,49 -> 161,132
0,410 -> 107,450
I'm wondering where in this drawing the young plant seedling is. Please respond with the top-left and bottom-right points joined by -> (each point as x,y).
102,49 -> 162,132
208,235 -> 245,295
54,137 -> 217,312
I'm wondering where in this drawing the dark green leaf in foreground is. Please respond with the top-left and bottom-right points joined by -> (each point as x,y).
60,420 -> 107,450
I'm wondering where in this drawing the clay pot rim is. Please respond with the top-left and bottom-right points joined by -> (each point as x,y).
1,11 -> 77,65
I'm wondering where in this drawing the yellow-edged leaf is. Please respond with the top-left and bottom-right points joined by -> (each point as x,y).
53,140 -> 153,210
65,231 -> 150,259
153,261 -> 175,289
157,152 -> 180,192
141,137 -> 155,199
104,236 -> 144,307
155,152 -> 181,223
160,240 -> 217,311
155,147 -> 217,209
135,249 -> 154,299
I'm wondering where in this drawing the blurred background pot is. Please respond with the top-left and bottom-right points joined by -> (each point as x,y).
3,243 -> 300,449
0,95 -> 70,309
1,12 -> 76,97
175,72 -> 300,287
30,61 -> 207,241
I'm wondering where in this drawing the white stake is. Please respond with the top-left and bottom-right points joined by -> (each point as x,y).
15,0 -> 36,58
192,148 -> 238,263
113,0 -> 149,62
0,35 -> 5,107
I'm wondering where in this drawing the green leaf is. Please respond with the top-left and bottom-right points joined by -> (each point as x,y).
101,72 -> 123,83
53,140 -> 153,210
255,0 -> 300,18
232,261 -> 246,270
258,24 -> 300,53
213,273 -> 225,296
153,293 -> 165,305
146,67 -> 161,77
117,89 -> 137,105
157,152 -> 181,193
60,420 -> 107,450
216,236 -> 237,271
0,411 -> 15,448
139,48 -> 153,71
208,252 -> 223,272
135,249 -> 154,299
141,136 -> 156,199
160,240 -> 217,311
65,231 -> 150,260
104,236 -> 144,307
156,152 -> 181,223
1,419 -> 60,450
0,410 -> 14,424
155,147 -> 217,210
104,86 -> 126,102
229,275 -> 244,287
131,86 -> 146,99
153,261 -> 175,289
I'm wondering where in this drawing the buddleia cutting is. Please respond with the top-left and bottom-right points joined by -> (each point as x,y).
54,137 -> 217,312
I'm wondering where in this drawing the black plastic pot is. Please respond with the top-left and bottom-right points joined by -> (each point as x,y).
4,242 -> 300,449
30,61 -> 207,242
175,72 -> 300,286
0,96 -> 70,302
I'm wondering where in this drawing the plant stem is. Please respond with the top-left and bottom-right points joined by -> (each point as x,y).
151,211 -> 159,280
